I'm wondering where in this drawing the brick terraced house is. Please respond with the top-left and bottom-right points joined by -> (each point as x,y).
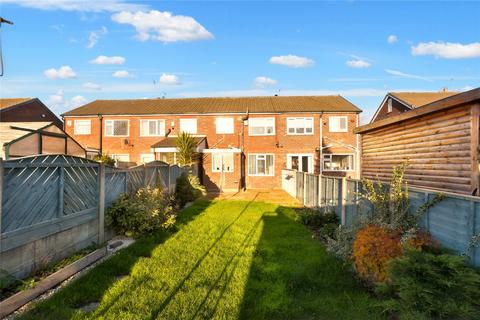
62,96 -> 361,191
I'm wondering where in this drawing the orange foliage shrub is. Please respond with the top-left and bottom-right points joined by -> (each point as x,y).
352,225 -> 403,283
405,230 -> 438,250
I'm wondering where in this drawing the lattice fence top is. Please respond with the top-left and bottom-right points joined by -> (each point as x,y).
4,154 -> 97,166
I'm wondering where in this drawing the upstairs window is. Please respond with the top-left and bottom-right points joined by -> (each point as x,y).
216,117 -> 234,134
248,117 -> 275,136
140,119 -> 165,136
287,117 -> 313,135
74,120 -> 91,135
387,98 -> 393,113
180,119 -> 197,134
329,116 -> 348,132
105,120 -> 129,137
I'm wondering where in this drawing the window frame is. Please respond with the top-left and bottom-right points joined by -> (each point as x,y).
286,153 -> 314,173
215,117 -> 234,134
104,119 -> 130,137
140,153 -> 155,164
321,153 -> 355,172
110,154 -> 130,164
179,118 -> 198,134
248,117 -> 275,136
74,119 -> 91,135
328,116 -> 348,133
286,117 -> 314,135
140,119 -> 166,137
211,152 -> 234,173
248,153 -> 275,176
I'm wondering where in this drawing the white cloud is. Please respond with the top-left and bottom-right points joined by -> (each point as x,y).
159,73 -> 180,85
269,54 -> 314,68
112,70 -> 131,78
411,41 -> 480,59
254,76 -> 277,87
87,26 -> 108,49
90,55 -> 125,65
1,0 -> 147,12
387,35 -> 398,44
83,82 -> 101,90
47,89 -> 87,112
385,69 -> 432,81
44,65 -> 76,79
111,10 -> 213,43
346,59 -> 371,68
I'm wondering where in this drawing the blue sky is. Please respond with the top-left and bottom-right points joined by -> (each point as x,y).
0,0 -> 479,122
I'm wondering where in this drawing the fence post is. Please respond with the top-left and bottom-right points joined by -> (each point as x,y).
0,158 -> 3,253
341,177 -> 347,225
98,163 -> 105,244
318,174 -> 322,209
58,167 -> 64,218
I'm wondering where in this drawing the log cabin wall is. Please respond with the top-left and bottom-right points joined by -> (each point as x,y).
360,103 -> 478,195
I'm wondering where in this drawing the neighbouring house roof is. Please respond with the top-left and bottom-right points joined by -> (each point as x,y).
0,98 -> 33,110
151,136 -> 206,149
0,122 -> 53,147
389,91 -> 459,109
355,87 -> 480,134
62,95 -> 362,116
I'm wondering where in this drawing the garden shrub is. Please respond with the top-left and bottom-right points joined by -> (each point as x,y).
352,225 -> 403,283
175,173 -> 205,207
297,208 -> 339,239
93,153 -> 116,166
377,249 -> 480,319
106,187 -> 176,236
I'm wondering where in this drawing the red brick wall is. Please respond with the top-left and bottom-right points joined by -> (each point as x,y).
64,112 -> 359,189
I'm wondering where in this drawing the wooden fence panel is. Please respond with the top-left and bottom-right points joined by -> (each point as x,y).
105,169 -> 127,206
63,166 -> 98,216
295,171 -> 304,203
126,168 -> 144,194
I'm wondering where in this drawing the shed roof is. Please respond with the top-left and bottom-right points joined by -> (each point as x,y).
355,88 -> 480,134
0,122 -> 53,147
0,98 -> 33,110
62,95 -> 361,116
390,92 -> 459,108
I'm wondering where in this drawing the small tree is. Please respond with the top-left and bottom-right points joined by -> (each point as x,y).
175,132 -> 197,167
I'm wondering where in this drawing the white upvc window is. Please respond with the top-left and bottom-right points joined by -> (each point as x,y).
140,119 -> 165,137
212,153 -> 234,172
329,116 -> 348,132
286,117 -> 313,135
74,120 -> 91,135
216,117 -> 234,134
180,118 -> 197,134
105,120 -> 129,137
248,154 -> 274,176
111,154 -> 130,164
286,154 -> 314,173
140,153 -> 155,164
322,154 -> 354,171
248,117 -> 275,136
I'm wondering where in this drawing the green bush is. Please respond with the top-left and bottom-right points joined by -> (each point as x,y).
93,153 -> 116,166
175,173 -> 205,207
106,187 -> 176,236
297,208 -> 338,228
377,249 -> 480,319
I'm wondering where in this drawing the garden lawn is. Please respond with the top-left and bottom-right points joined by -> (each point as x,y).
19,199 -> 382,320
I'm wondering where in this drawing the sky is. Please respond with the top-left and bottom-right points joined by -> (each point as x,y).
0,0 -> 479,122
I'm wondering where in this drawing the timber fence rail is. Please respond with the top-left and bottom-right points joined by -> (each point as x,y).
281,169 -> 480,267
0,155 -> 186,277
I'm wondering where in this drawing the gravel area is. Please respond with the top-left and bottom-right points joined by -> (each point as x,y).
3,236 -> 135,320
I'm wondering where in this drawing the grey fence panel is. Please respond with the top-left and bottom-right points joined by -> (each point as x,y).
105,168 -> 127,206
127,168 -> 145,194
295,171 -> 304,203
304,174 -> 318,208
63,166 -> 98,215
157,166 -> 169,190
345,179 -> 359,227
474,202 -> 480,266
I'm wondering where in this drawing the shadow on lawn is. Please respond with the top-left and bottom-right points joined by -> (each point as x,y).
17,199 -> 213,320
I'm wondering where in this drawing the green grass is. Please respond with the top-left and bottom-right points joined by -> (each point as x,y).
19,199 -> 382,320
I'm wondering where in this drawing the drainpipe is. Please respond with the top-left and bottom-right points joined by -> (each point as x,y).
98,114 -> 103,155
356,113 -> 360,179
241,112 -> 249,190
319,112 -> 323,175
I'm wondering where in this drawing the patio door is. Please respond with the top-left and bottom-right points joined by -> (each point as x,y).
287,154 -> 313,173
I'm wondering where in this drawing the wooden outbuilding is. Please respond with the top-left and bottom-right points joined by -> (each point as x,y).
354,88 -> 480,195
